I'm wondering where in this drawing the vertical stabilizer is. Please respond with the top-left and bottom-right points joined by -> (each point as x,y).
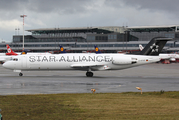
140,37 -> 172,56
60,46 -> 66,53
6,44 -> 18,56
94,45 -> 101,54
139,44 -> 144,51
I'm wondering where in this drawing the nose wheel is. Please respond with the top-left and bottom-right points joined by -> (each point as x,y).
19,72 -> 23,76
86,72 -> 93,77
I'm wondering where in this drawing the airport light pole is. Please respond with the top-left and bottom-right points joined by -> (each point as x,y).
20,15 -> 27,50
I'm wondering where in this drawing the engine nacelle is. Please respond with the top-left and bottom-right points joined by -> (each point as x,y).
170,57 -> 176,61
112,57 -> 137,65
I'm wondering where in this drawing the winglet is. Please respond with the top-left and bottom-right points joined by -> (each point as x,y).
6,44 -> 18,56
94,45 -> 101,54
60,46 -> 66,53
140,37 -> 173,56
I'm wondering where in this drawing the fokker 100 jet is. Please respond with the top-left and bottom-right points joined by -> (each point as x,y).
3,37 -> 172,77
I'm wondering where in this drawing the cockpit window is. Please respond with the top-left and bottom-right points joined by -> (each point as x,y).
13,58 -> 18,61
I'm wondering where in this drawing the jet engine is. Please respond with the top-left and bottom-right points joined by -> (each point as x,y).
112,57 -> 137,65
169,57 -> 176,62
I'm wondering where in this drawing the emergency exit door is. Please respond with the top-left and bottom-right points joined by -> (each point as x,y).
21,56 -> 27,68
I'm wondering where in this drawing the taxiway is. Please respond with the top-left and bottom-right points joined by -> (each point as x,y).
0,63 -> 179,95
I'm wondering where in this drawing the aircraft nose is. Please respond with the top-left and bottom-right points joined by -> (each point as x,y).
2,62 -> 12,69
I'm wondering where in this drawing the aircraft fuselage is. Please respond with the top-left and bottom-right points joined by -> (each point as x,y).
3,53 -> 160,71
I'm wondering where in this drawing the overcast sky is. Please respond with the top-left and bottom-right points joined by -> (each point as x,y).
0,0 -> 179,42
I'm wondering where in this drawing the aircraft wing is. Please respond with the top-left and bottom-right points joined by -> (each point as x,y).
71,64 -> 104,68
70,64 -> 111,71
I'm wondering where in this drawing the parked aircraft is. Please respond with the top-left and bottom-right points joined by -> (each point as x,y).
0,44 -> 52,63
94,45 -> 101,54
6,44 -> 19,55
139,44 -> 179,61
3,37 -> 172,77
0,45 -> 19,63
0,44 -> 19,56
60,45 -> 66,53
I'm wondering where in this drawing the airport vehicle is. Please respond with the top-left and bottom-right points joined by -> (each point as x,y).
2,37 -> 172,77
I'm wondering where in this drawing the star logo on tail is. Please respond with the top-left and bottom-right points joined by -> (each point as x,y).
150,43 -> 159,52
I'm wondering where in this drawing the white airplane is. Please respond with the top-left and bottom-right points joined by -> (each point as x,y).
139,44 -> 179,61
2,37 -> 172,77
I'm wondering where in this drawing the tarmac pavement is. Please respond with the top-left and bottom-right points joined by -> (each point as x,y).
0,63 -> 179,95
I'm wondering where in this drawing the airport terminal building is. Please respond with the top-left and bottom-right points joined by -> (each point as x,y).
0,25 -> 179,53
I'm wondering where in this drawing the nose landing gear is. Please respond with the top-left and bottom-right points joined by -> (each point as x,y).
19,72 -> 23,76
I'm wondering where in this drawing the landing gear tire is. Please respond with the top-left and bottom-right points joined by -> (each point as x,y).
86,72 -> 93,77
19,73 -> 23,76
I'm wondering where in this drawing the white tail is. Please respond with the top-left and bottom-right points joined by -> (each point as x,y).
139,44 -> 144,51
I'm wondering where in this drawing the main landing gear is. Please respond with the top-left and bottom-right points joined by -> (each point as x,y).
19,72 -> 23,76
86,71 -> 93,77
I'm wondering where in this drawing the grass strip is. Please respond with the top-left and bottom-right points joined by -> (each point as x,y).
0,91 -> 179,120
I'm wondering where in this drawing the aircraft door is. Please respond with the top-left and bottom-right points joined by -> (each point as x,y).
21,56 -> 27,68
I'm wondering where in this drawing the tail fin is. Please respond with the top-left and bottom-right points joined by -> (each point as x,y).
140,37 -> 172,56
139,44 -> 144,51
6,44 -> 18,56
94,45 -> 101,54
60,46 -> 66,53
21,50 -> 28,55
